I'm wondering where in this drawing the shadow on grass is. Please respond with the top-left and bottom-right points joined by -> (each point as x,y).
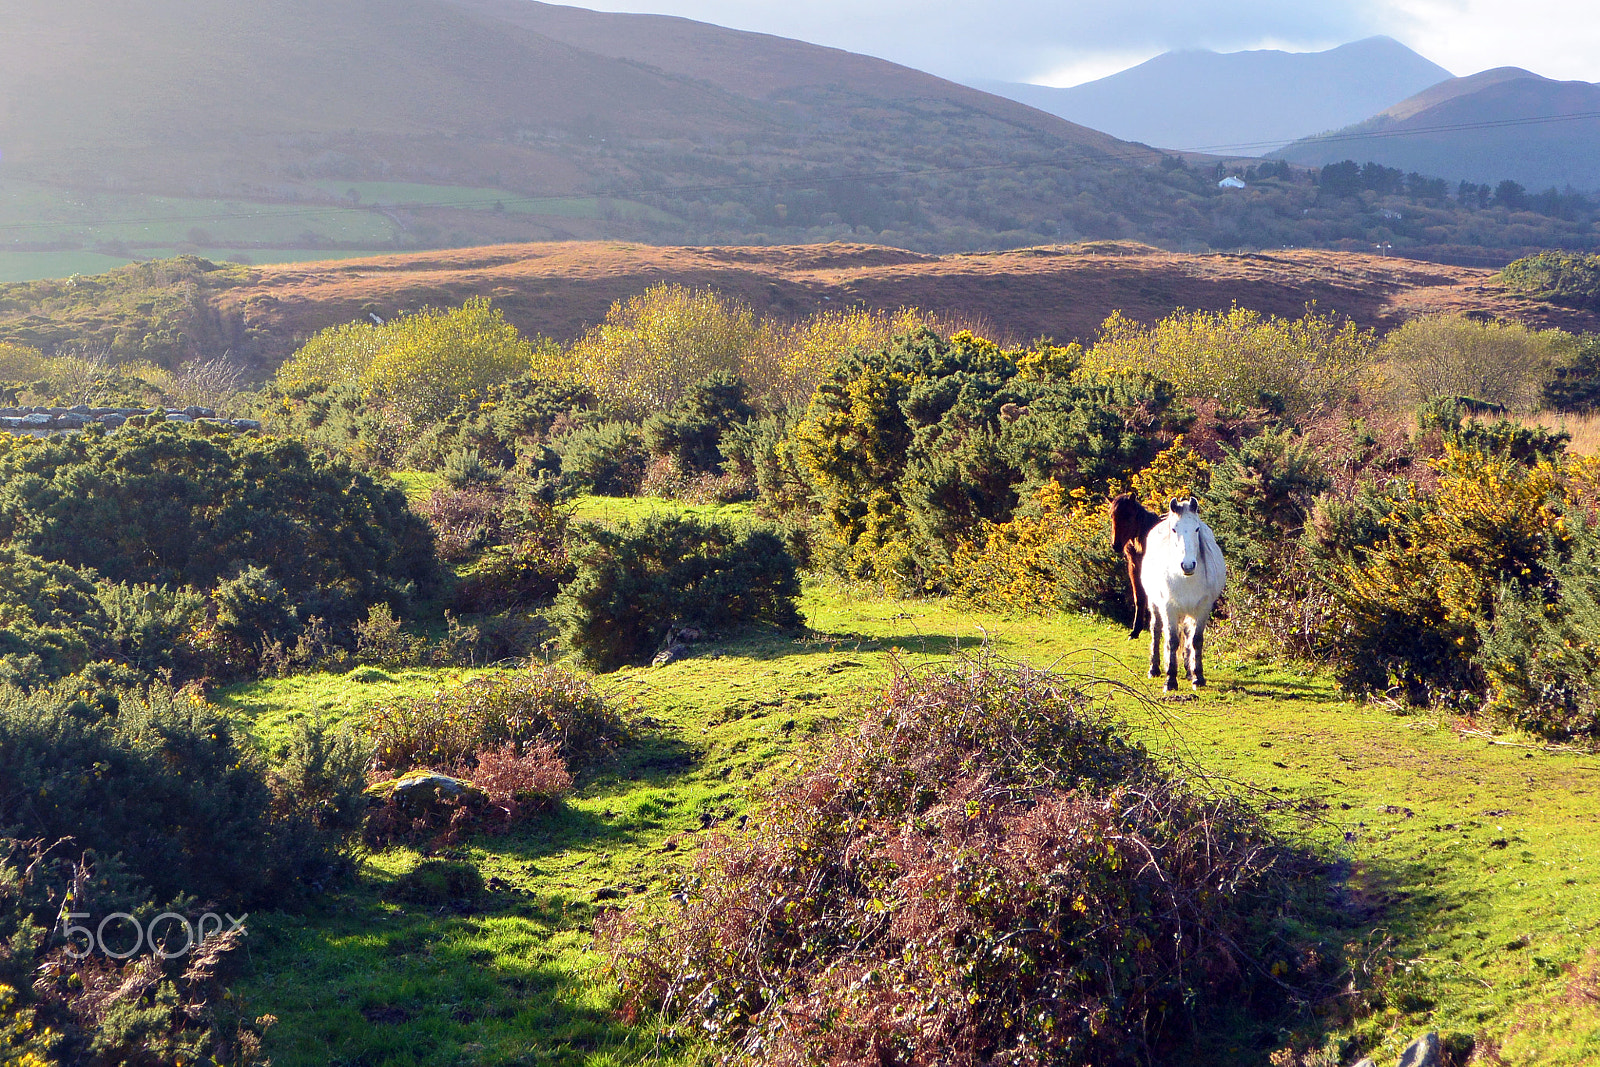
244,890 -> 655,1067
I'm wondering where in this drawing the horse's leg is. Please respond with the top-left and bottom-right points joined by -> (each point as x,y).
1126,548 -> 1145,639
1147,610 -> 1163,679
1191,616 -> 1208,688
1164,620 -> 1181,692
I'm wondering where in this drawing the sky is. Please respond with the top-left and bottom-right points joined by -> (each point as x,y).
574,0 -> 1600,86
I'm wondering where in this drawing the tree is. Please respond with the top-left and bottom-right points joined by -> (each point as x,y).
1494,180 -> 1527,210
276,297 -> 547,421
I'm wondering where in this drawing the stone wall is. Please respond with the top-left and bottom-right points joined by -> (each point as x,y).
0,406 -> 262,434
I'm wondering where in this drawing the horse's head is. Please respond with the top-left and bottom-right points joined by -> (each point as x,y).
1166,496 -> 1205,576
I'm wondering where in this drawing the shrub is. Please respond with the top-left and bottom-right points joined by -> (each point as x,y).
1380,313 -> 1574,411
1541,334 -> 1600,413
94,581 -> 209,677
1203,427 -> 1332,578
0,424 -> 442,628
0,679 -> 355,908
416,485 -> 506,562
404,374 -> 606,471
452,500 -> 574,613
1085,305 -> 1375,418
641,370 -> 754,476
794,328 -> 1185,586
364,666 -> 626,774
563,284 -> 767,417
1326,445 -> 1566,697
1476,510 -> 1600,738
276,297 -> 548,421
353,603 -> 429,668
552,421 -> 647,496
950,481 -> 1123,616
601,664 -> 1327,1066
553,515 -> 801,670
0,547 -> 105,686
1500,250 -> 1600,311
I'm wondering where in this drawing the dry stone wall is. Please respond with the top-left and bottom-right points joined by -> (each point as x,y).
0,405 -> 261,434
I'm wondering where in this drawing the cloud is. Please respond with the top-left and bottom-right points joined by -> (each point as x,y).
1378,0 -> 1600,82
574,0 -> 1600,85
578,0 -> 1391,82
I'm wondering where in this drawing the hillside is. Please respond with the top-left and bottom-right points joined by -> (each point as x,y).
0,0 -> 1176,270
1275,67 -> 1600,191
4,243 -> 1594,372
973,37 -> 1452,154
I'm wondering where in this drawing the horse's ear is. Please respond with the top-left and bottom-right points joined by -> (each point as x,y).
1167,496 -> 1182,515
1185,495 -> 1200,512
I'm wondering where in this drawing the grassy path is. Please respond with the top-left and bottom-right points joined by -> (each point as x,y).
225,586 -> 1600,1066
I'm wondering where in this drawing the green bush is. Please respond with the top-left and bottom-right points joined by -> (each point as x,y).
0,547 -> 105,686
554,515 -> 801,670
794,328 -> 1186,586
1477,511 -> 1600,738
552,421 -> 647,496
641,370 -> 755,475
1541,334 -> 1600,413
364,667 -> 627,773
1500,251 -> 1600,311
0,423 -> 442,627
404,374 -> 606,472
1203,427 -> 1332,577
0,679 -> 359,907
1417,396 -> 1570,462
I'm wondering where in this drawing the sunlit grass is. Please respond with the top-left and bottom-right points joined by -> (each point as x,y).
224,582 -> 1600,1066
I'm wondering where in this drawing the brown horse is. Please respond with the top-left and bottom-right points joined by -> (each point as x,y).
1110,492 -> 1161,639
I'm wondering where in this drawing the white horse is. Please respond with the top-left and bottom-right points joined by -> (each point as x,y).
1139,496 -> 1226,692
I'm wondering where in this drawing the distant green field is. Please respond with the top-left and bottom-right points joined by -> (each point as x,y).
309,181 -> 675,222
0,247 -> 388,284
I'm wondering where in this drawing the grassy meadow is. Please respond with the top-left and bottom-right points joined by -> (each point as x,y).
217,571 -> 1600,1066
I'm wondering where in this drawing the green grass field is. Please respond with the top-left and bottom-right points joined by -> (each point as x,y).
219,583 -> 1600,1067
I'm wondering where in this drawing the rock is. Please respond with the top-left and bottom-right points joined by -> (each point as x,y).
677,626 -> 702,642
67,404 -> 91,415
1397,1031 -> 1442,1067
98,414 -> 126,428
165,413 -> 193,423
229,418 -> 262,431
652,645 -> 684,667
20,413 -> 50,426
1351,1059 -> 1376,1067
54,413 -> 89,429
365,771 -> 487,819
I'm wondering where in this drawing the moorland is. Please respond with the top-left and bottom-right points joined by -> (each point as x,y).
4,249 -> 1600,1066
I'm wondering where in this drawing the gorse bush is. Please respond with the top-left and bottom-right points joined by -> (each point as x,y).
1203,427 -> 1332,578
1541,333 -> 1600,413
552,421 -> 647,496
602,664 -> 1328,1066
554,515 -> 801,670
364,667 -> 626,774
0,424 -> 442,630
0,679 -> 360,909
1500,250 -> 1600,311
1327,444 -> 1567,697
950,481 -> 1124,616
794,328 -> 1186,589
641,370 -> 754,476
1085,305 -> 1375,417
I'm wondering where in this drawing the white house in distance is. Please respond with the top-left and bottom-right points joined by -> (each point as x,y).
1217,176 -> 1247,189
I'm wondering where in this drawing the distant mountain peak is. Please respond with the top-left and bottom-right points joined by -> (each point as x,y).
974,37 -> 1452,154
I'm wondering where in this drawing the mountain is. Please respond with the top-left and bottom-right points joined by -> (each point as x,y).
0,0 -> 1161,260
1274,68 -> 1600,192
973,37 -> 1452,155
